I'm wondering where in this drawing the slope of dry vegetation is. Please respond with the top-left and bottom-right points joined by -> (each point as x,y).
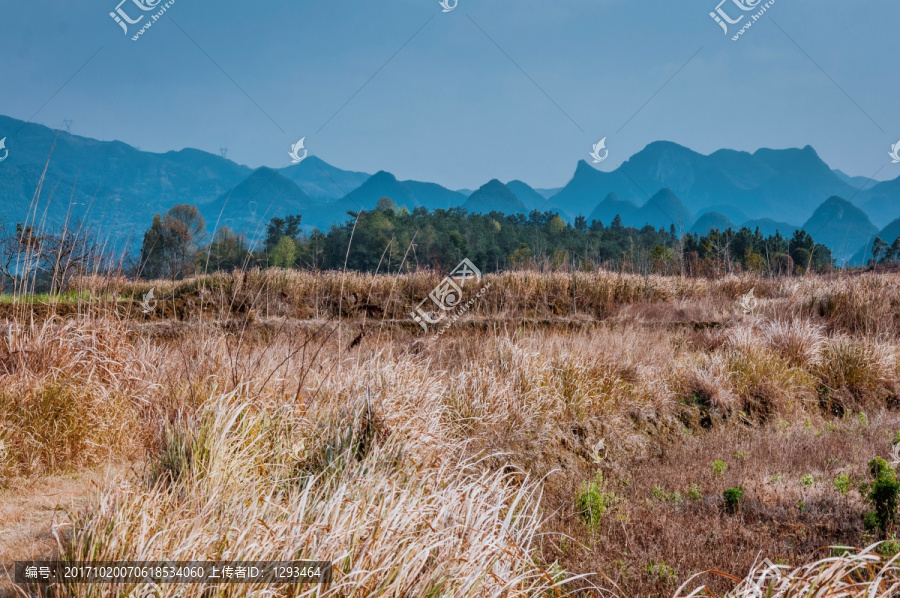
3,270 -> 900,597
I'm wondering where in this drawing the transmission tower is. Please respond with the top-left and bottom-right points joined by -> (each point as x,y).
63,120 -> 73,133
220,147 -> 229,158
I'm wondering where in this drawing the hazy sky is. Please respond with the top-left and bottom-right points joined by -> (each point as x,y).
2,0 -> 899,189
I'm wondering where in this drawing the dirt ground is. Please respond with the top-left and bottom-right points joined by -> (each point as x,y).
0,466 -> 129,597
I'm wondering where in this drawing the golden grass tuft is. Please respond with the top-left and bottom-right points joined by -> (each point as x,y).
59,396 -> 577,598
724,331 -> 816,419
0,318 -> 149,480
679,544 -> 900,597
760,318 -> 826,367
814,338 -> 899,412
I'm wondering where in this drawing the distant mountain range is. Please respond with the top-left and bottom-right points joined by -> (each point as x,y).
589,189 -> 693,231
551,142 -> 899,230
1,113 -> 899,264
0,114 -> 251,241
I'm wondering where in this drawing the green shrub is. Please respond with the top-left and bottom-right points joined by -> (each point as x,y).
711,459 -> 727,478
576,471 -> 617,533
864,457 -> 900,538
864,510 -> 881,532
651,485 -> 683,503
877,538 -> 900,556
833,473 -> 851,495
643,560 -> 676,585
800,475 -> 815,488
687,483 -> 702,501
723,485 -> 744,515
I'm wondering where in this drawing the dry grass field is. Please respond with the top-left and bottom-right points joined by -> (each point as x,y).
3,269 -> 900,597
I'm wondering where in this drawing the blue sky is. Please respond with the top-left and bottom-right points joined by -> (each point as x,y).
1,0 -> 899,189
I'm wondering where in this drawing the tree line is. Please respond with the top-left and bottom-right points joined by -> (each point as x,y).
136,198 -> 866,280
1,199 -> 890,293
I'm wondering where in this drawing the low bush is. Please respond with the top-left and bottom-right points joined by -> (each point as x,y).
576,471 -> 617,533
864,457 -> 900,538
723,485 -> 745,515
711,459 -> 727,478
833,472 -> 851,495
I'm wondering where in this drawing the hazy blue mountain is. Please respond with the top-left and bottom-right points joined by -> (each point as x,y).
328,171 -> 466,215
338,171 -> 418,211
279,156 -> 370,200
506,180 -> 547,209
861,176 -> 900,228
874,218 -> 900,245
833,169 -> 879,192
742,218 -> 798,238
505,179 -> 571,219
535,187 -> 562,199
690,212 -> 736,235
801,196 -> 878,264
552,146 -> 745,219
849,217 -> 900,266
588,193 -> 638,226
697,205 -> 749,225
749,146 -> 858,223
462,180 -> 528,215
616,142 -> 750,214
550,142 -> 865,224
201,167 -> 318,240
707,148 -> 779,190
3,112 -> 898,254
0,114 -> 251,237
404,180 -> 468,210
640,189 -> 694,230
455,188 -> 474,197
588,189 -> 693,230
552,161 -> 637,217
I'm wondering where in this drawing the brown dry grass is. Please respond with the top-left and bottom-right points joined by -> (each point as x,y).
2,270 -> 900,596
